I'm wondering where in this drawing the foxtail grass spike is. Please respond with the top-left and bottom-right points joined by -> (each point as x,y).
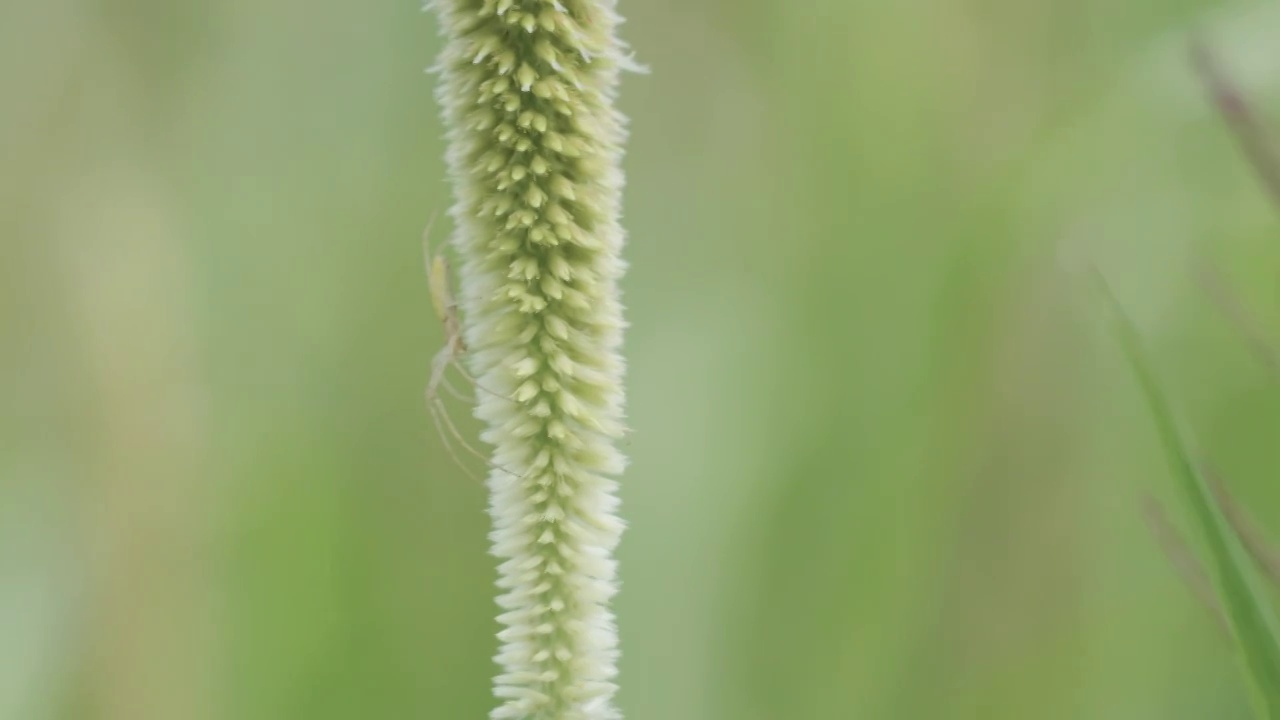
428,1 -> 640,718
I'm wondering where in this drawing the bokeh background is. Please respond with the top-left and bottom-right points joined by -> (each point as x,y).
5,1 -> 1280,718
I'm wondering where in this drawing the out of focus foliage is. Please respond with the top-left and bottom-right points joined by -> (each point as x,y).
4,1 -> 1280,719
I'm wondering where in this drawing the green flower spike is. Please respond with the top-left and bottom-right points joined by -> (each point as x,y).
429,1 -> 640,718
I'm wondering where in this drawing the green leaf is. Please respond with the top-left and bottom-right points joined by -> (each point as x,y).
1094,269 -> 1280,718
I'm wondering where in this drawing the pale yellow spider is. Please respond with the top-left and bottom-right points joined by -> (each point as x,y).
423,218 -> 521,481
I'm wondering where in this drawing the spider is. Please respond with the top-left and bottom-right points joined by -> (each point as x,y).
423,217 -> 522,481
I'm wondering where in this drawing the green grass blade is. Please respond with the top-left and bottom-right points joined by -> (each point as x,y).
1094,270 -> 1280,718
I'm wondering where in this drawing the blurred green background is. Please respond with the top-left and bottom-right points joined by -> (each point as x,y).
5,0 -> 1280,718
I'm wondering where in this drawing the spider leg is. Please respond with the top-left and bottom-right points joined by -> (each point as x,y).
427,397 -> 481,483
443,354 -> 515,401
440,374 -> 472,403
427,347 -> 525,480
427,347 -> 487,480
430,394 -> 525,479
